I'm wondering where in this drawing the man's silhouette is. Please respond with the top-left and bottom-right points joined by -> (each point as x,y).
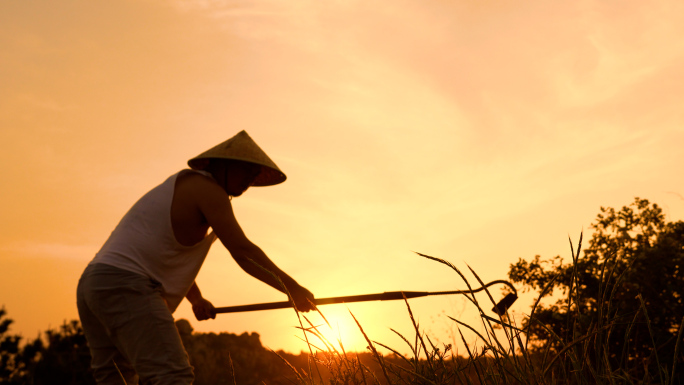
77,131 -> 315,384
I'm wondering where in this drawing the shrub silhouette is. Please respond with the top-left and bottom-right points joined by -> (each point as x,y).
509,197 -> 684,382
1,309 -> 94,385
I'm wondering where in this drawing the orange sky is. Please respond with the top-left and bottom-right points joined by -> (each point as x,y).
2,0 -> 684,355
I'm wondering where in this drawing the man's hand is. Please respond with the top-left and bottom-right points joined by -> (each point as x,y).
191,297 -> 217,321
289,284 -> 316,313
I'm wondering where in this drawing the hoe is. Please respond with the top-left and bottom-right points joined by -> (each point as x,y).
216,279 -> 518,326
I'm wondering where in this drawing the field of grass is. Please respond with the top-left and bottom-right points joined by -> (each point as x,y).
272,240 -> 683,385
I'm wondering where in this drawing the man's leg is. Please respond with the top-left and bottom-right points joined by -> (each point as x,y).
113,280 -> 194,385
78,264 -> 194,385
77,266 -> 138,385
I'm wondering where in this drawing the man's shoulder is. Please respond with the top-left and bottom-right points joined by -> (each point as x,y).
177,169 -> 215,184
175,169 -> 223,196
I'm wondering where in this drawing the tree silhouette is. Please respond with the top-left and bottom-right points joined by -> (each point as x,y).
1,308 -> 41,384
508,197 -> 684,381
0,309 -> 94,385
176,319 -> 303,385
29,320 -> 95,385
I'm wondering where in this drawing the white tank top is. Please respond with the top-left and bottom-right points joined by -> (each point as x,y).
91,169 -> 218,312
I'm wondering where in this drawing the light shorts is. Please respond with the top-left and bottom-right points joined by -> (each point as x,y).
76,263 -> 194,385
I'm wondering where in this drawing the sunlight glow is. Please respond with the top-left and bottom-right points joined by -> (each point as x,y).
298,307 -> 372,354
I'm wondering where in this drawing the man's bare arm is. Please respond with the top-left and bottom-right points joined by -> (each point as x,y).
186,174 -> 315,311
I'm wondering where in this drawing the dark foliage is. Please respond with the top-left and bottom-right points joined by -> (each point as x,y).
176,318 -> 443,384
29,320 -> 95,385
1,307 -> 27,384
0,309 -> 95,385
508,197 -> 684,382
176,318 -> 303,385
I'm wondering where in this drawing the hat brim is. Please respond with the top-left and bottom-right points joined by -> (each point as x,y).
187,131 -> 286,187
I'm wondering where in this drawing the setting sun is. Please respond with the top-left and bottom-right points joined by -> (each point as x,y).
298,307 -> 370,354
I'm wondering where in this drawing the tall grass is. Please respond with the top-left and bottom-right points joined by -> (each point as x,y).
275,235 -> 684,385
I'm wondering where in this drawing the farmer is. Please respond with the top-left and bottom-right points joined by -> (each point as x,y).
77,130 -> 316,384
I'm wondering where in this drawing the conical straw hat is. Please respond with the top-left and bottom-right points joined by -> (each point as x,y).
187,131 -> 286,186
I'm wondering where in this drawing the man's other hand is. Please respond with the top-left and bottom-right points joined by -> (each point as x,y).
191,297 -> 217,321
